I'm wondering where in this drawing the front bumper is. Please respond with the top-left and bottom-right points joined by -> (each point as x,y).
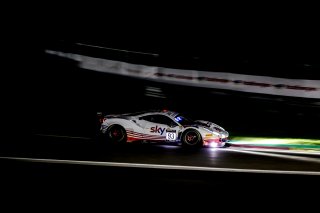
203,137 -> 229,147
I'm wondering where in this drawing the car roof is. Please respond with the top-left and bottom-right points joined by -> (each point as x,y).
161,110 -> 180,118
131,110 -> 179,118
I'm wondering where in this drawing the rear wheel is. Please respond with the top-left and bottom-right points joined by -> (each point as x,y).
106,125 -> 127,144
181,129 -> 202,148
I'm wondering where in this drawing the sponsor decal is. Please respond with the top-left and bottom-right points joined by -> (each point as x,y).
166,129 -> 177,141
166,132 -> 177,141
150,126 -> 166,135
46,50 -> 320,98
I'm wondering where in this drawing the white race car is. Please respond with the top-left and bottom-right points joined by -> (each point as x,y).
98,110 -> 229,148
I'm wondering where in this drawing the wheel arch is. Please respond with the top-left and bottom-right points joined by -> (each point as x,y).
180,127 -> 204,147
179,127 -> 201,140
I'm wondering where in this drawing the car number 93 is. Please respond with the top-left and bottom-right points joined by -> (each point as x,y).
166,132 -> 177,141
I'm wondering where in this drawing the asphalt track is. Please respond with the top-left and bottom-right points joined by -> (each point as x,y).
2,134 -> 319,173
1,134 -> 320,205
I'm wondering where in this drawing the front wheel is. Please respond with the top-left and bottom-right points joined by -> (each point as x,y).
106,125 -> 127,144
181,129 -> 203,148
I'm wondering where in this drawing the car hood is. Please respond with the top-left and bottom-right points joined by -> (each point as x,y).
194,120 -> 228,136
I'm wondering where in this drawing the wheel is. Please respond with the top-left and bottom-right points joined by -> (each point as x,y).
106,125 -> 127,144
181,129 -> 203,148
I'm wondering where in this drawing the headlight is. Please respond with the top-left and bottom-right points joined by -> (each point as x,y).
221,133 -> 229,138
203,127 -> 220,136
212,132 -> 220,136
203,127 -> 212,132
209,143 -> 218,148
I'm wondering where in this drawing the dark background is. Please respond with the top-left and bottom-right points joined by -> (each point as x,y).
31,37 -> 320,140
3,6 -> 320,205
28,6 -> 319,141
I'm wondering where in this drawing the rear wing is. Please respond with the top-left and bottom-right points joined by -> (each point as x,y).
97,112 -> 106,124
97,111 -> 102,121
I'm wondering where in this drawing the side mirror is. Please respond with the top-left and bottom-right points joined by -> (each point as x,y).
169,123 -> 176,128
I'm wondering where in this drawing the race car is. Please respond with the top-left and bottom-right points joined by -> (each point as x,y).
98,110 -> 229,148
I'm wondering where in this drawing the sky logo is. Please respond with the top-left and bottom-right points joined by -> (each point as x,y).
150,126 -> 166,135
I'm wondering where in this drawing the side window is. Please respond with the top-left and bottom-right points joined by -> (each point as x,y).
140,115 -> 155,123
153,115 -> 177,126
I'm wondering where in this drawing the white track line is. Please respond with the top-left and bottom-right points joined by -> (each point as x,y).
226,148 -> 320,164
1,157 -> 320,176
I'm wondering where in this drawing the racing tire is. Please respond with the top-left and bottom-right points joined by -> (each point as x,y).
181,129 -> 203,148
106,125 -> 127,145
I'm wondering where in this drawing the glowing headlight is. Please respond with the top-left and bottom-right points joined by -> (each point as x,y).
213,132 -> 220,136
209,143 -> 218,148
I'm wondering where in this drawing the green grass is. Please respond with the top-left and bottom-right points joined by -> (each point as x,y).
229,136 -> 320,146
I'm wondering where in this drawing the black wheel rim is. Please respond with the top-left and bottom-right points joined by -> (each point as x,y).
184,131 -> 200,146
109,126 -> 125,142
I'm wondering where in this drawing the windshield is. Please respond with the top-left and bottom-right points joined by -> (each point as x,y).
174,115 -> 194,126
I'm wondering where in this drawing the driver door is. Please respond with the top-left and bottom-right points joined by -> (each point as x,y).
139,114 -> 180,142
